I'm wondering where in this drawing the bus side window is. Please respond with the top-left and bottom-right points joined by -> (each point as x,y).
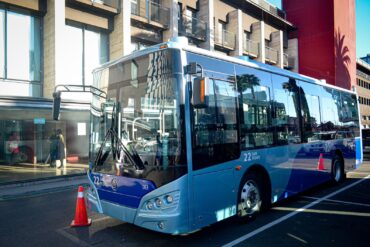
298,81 -> 322,143
271,75 -> 300,145
237,67 -> 273,149
340,92 -> 360,138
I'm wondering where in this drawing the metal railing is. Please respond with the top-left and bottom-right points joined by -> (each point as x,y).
265,46 -> 279,64
248,0 -> 286,19
131,0 -> 170,27
214,29 -> 236,50
243,39 -> 259,57
91,0 -> 120,9
178,14 -> 207,41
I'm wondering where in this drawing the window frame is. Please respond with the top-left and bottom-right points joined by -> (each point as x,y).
0,7 -> 42,83
65,20 -> 109,86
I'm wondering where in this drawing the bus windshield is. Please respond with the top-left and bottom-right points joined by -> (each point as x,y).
90,49 -> 187,187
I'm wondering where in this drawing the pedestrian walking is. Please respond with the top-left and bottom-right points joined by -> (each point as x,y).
49,130 -> 58,167
56,129 -> 66,168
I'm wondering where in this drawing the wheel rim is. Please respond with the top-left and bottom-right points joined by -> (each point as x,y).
333,160 -> 342,182
240,180 -> 260,216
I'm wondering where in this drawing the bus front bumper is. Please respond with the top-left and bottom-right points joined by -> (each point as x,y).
86,175 -> 191,234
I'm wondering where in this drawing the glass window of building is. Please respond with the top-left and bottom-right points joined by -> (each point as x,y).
61,24 -> 108,86
0,9 -> 41,82
0,10 -> 4,78
131,41 -> 151,52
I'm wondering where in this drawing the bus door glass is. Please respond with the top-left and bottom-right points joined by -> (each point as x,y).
186,52 -> 239,228
192,76 -> 239,168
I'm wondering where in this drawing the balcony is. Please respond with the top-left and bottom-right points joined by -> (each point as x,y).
265,46 -> 278,64
243,39 -> 259,57
92,0 -> 119,9
248,0 -> 286,19
131,0 -> 170,29
178,14 -> 207,41
357,70 -> 370,81
67,0 -> 120,15
283,53 -> 295,69
214,29 -> 236,50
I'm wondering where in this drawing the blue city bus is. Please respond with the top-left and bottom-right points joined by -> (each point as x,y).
86,37 -> 362,234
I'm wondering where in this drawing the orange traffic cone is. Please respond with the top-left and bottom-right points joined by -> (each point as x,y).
71,186 -> 92,227
317,153 -> 325,171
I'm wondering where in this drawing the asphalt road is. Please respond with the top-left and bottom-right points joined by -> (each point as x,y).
1,163 -> 370,247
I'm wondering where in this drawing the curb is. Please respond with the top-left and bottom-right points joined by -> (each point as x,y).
0,173 -> 86,189
0,174 -> 89,201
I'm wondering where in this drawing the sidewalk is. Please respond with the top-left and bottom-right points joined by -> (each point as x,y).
0,173 -> 88,201
0,162 -> 88,184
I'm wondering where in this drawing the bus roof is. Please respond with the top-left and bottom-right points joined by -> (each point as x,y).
93,37 -> 355,95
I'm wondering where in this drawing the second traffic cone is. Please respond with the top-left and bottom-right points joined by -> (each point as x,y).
317,153 -> 325,171
71,186 -> 92,227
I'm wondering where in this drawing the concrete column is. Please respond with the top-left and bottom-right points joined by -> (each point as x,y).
54,0 -> 66,86
270,30 -> 283,68
288,38 -> 299,72
163,0 -> 179,41
198,0 -> 214,51
43,0 -> 66,98
110,0 -> 131,60
229,9 -> 243,57
251,21 -> 265,63
122,0 -> 131,55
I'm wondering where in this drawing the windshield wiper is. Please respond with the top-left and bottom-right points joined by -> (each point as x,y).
111,129 -> 145,170
94,128 -> 145,170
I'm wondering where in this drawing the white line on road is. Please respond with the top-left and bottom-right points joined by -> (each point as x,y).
222,175 -> 370,247
56,216 -> 112,246
56,228 -> 92,247
301,196 -> 370,208
273,207 -> 370,217
286,233 -> 308,244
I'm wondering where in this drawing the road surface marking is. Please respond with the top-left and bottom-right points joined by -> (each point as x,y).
287,233 -> 308,244
56,216 -> 114,246
91,216 -> 111,223
273,207 -> 370,217
222,175 -> 370,247
56,228 -> 92,247
301,196 -> 370,208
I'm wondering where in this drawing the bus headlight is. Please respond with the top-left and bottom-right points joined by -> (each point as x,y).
142,191 -> 180,212
147,201 -> 154,210
165,195 -> 173,204
155,198 -> 163,207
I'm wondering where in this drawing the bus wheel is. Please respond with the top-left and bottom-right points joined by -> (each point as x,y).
331,155 -> 345,183
237,173 -> 263,220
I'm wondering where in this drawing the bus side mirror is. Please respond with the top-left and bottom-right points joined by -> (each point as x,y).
52,91 -> 61,120
193,77 -> 209,109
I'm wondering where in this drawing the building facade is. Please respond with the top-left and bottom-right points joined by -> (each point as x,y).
356,57 -> 370,129
0,0 -> 298,183
283,0 -> 356,90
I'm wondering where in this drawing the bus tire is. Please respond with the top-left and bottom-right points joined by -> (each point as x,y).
237,172 -> 265,221
331,155 -> 345,184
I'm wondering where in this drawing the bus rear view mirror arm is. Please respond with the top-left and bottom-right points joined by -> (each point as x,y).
51,85 -> 107,121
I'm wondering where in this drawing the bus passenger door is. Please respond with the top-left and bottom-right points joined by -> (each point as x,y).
190,76 -> 240,229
